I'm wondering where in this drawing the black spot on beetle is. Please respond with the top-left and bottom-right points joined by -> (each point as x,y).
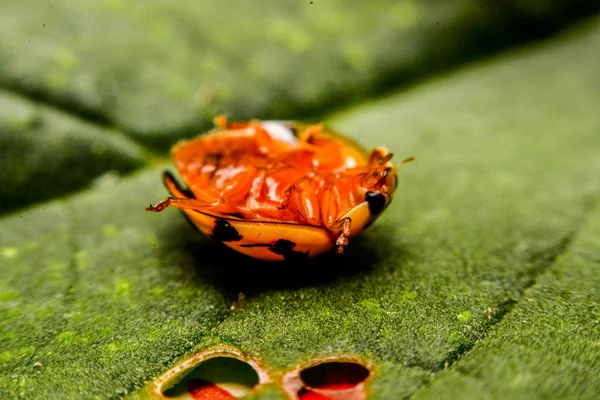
365,191 -> 386,215
241,239 -> 309,261
270,239 -> 309,261
210,219 -> 243,242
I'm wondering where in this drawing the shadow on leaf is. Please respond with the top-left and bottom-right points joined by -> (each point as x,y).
156,218 -> 403,299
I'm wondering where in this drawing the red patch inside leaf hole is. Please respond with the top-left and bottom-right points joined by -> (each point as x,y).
187,379 -> 235,400
159,353 -> 264,399
298,387 -> 336,400
300,362 -> 370,390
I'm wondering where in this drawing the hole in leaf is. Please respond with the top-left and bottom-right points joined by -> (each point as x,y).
158,353 -> 263,399
300,362 -> 370,390
284,359 -> 371,400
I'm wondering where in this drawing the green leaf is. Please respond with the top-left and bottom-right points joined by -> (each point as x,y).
1,4 -> 600,400
410,202 -> 600,399
2,1 -> 597,215
0,171 -> 229,398
1,0 -> 597,146
0,91 -> 149,213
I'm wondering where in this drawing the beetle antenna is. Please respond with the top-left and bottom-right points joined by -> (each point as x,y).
396,157 -> 415,168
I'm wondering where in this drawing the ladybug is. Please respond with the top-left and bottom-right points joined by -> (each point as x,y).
147,116 -> 413,261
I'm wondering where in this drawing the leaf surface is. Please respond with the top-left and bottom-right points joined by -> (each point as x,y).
0,4 -> 599,400
0,0 -> 596,145
0,91 -> 148,213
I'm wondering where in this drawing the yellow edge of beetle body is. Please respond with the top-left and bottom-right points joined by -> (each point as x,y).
164,172 -> 336,261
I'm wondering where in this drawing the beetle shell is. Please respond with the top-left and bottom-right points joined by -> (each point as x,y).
147,117 -> 412,261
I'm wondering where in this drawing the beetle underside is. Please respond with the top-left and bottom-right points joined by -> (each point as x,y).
147,117 -> 411,257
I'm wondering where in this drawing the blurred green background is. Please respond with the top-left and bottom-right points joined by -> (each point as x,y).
1,1 -> 599,399
1,0 -> 599,214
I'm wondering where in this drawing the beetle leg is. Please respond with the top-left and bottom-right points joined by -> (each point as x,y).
330,217 -> 352,254
361,147 -> 403,191
219,165 -> 258,204
146,197 -> 222,212
283,179 -> 321,225
278,184 -> 295,210
368,147 -> 392,168
297,178 -> 321,225
320,182 -> 340,229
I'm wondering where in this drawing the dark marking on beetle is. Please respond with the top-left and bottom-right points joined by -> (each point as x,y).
365,191 -> 386,215
240,239 -> 309,261
290,126 -> 300,137
227,213 -> 245,219
210,219 -> 243,242
163,171 -> 195,198
270,239 -> 309,261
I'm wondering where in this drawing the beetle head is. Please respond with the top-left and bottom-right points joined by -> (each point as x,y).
360,149 -> 413,216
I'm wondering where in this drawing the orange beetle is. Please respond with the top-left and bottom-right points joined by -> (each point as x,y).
147,116 -> 413,261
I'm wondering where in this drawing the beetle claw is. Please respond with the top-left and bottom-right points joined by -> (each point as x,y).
335,233 -> 349,254
331,217 -> 351,255
146,197 -> 174,212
